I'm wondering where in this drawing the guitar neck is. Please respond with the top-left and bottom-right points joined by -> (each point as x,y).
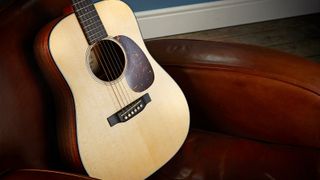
72,0 -> 108,44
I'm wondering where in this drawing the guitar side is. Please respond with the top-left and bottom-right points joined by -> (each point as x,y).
35,17 -> 87,173
35,0 -> 189,179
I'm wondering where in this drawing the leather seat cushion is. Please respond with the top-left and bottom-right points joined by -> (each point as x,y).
149,129 -> 319,180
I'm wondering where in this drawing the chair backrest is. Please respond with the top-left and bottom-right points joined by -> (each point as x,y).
0,0 -> 70,175
146,39 -> 320,149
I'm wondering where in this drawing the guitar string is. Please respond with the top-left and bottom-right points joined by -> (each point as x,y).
72,3 -> 123,108
91,48 -> 120,110
103,40 -> 132,102
98,40 -> 130,106
86,2 -> 131,106
93,45 -> 123,108
108,39 -> 132,101
85,36 -> 129,108
78,11 -> 126,108
96,42 -> 128,108
93,44 -> 124,108
73,0 -> 130,107
104,40 -> 133,103
85,9 -> 128,107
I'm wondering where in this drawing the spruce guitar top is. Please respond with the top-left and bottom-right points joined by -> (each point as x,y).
35,0 -> 189,179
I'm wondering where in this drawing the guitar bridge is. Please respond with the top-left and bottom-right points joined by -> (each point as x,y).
107,93 -> 151,126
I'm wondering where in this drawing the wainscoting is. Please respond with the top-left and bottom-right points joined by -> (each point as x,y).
157,13 -> 320,63
135,0 -> 320,39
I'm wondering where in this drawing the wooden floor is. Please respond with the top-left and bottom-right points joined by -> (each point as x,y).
161,13 -> 320,63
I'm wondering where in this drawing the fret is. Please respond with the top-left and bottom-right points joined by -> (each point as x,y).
73,1 -> 91,10
79,18 -> 98,29
85,24 -> 107,43
75,5 -> 95,15
82,20 -> 102,30
88,26 -> 105,39
72,0 -> 89,6
84,26 -> 107,42
90,33 -> 107,44
75,8 -> 94,16
76,9 -> 95,18
88,28 -> 107,39
74,4 -> 91,12
88,34 -> 100,42
72,0 -> 108,44
80,15 -> 99,24
84,27 -> 102,36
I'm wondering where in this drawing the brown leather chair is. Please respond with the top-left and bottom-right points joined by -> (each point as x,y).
0,1 -> 319,179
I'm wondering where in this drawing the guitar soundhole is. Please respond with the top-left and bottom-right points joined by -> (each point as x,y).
88,39 -> 126,82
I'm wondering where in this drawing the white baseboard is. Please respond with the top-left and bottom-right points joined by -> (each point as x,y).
135,0 -> 320,39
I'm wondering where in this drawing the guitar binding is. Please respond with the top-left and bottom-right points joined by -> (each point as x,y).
107,93 -> 151,126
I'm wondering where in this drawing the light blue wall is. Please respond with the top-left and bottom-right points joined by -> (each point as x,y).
121,0 -> 217,12
93,0 -> 218,12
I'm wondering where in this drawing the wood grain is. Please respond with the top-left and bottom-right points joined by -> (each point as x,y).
35,0 -> 189,179
34,17 -> 87,174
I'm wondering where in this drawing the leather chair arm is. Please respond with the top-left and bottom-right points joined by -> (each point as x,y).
146,39 -> 320,148
1,169 -> 96,180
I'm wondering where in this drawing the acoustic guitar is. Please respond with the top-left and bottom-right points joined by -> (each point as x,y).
35,0 -> 189,179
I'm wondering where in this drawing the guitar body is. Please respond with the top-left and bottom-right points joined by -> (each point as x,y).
35,0 -> 189,179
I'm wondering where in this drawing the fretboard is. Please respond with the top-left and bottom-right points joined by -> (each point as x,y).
72,0 -> 108,44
